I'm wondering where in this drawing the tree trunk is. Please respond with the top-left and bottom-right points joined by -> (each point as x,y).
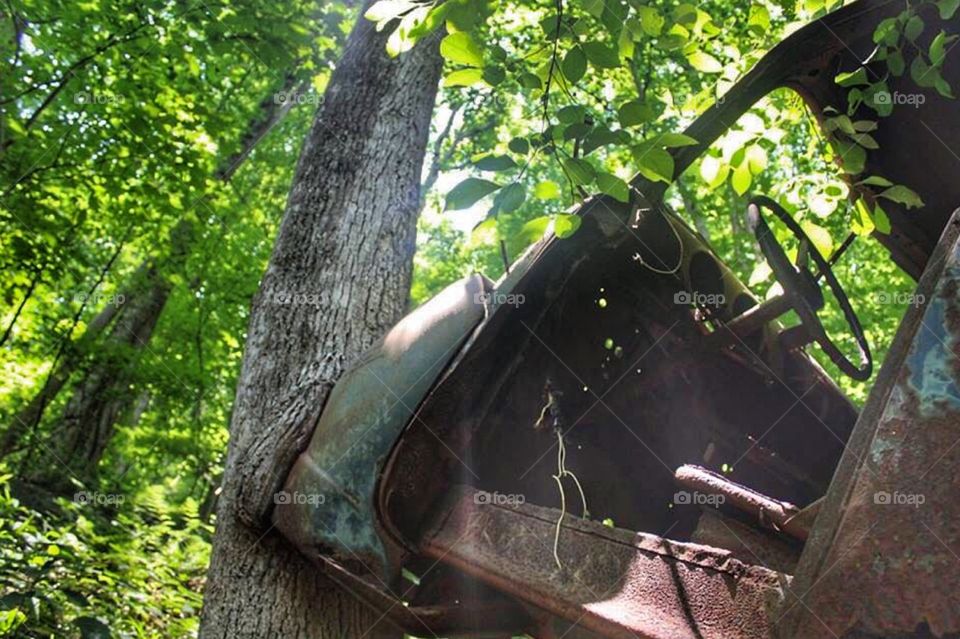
27,261 -> 172,486
199,7 -> 443,638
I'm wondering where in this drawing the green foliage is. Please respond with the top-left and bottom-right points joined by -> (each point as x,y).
0,0 -> 355,633
0,474 -> 210,638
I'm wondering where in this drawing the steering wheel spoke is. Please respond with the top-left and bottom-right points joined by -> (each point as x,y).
796,238 -> 810,270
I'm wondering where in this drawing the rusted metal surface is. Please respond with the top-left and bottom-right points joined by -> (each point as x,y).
675,465 -> 808,541
274,274 -> 491,575
420,486 -> 786,639
784,213 -> 960,638
316,555 -> 531,638
690,510 -> 801,574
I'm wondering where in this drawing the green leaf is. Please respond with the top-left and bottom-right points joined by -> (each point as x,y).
851,132 -> 879,150
745,144 -> 767,174
834,140 -> 866,175
879,185 -> 924,209
582,42 -> 620,69
440,32 -> 484,67
562,157 -> 596,185
938,0 -> 960,19
852,199 -> 875,236
473,154 -> 516,171
658,132 -> 698,148
700,155 -> 728,190
482,66 -> 505,85
910,56 -> 938,88
540,14 -> 560,36
445,178 -> 500,210
638,6 -> 664,36
385,7 -> 430,57
887,50 -> 905,77
904,15 -> 924,42
518,73 -> 542,90
835,67 -> 869,87
731,162 -> 752,195
597,172 -> 630,202
562,48 -> 587,84
858,175 -> 894,187
557,105 -> 586,124
930,30 -> 948,65
534,180 -> 561,199
554,214 -> 582,238
748,5 -> 770,32
579,0 -> 605,18
825,114 -> 856,135
508,138 -> 530,155
365,0 -> 413,24
442,68 -> 483,87
582,126 -> 623,154
563,122 -> 591,140
409,3 -> 451,39
873,203 -> 892,234
935,77 -> 955,98
800,221 -> 833,257
873,17 -> 898,45
518,215 -> 551,244
634,146 -> 674,183
686,50 -> 723,73
618,100 -> 655,127
601,1 -> 629,35
618,24 -> 636,58
447,1 -> 486,30
493,182 -> 526,213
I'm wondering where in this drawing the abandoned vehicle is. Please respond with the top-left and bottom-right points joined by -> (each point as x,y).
273,1 -> 960,637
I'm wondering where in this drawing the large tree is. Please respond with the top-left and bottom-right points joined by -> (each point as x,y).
199,4 -> 444,637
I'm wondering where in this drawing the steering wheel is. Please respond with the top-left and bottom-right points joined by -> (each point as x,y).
724,196 -> 871,381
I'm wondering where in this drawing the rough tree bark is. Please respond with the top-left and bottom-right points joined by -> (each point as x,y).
199,6 -> 443,638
